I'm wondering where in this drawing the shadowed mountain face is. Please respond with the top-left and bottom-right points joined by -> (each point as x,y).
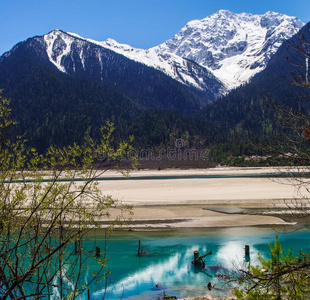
0,31 -> 214,150
0,16 -> 307,154
0,30 -> 214,111
200,23 -> 310,145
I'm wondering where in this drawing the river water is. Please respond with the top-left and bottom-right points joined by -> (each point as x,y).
76,226 -> 310,300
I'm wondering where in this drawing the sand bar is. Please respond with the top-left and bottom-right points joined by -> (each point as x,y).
96,167 -> 308,229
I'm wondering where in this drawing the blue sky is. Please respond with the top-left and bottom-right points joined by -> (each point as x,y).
1,0 -> 310,55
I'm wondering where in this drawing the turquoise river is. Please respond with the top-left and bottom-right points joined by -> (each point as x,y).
73,226 -> 310,300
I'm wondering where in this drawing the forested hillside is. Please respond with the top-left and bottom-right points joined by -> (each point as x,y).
0,23 -> 309,164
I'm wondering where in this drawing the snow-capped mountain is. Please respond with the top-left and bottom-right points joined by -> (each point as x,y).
99,38 -> 224,93
159,10 -> 304,89
1,28 -> 219,115
42,30 -> 224,98
12,10 -> 303,100
100,10 -> 303,90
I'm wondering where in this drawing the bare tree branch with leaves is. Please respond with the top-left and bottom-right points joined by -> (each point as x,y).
0,92 -> 135,299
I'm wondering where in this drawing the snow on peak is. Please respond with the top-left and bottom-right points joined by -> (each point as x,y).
44,30 -> 93,73
44,30 -> 75,72
42,10 -> 304,95
100,39 -> 210,89
156,10 -> 304,89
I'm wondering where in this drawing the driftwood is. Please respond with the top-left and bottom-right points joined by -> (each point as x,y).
156,291 -> 177,299
137,240 -> 148,256
192,250 -> 213,268
95,246 -> 100,257
137,240 -> 142,256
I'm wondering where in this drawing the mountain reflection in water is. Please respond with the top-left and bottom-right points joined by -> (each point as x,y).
81,227 -> 310,300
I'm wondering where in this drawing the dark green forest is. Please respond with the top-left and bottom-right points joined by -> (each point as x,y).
1,24 -> 310,167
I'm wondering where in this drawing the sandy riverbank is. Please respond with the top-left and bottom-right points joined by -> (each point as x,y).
95,167 -> 309,229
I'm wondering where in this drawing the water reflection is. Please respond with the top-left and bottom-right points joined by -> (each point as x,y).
93,242 -> 242,299
87,227 -> 310,300
94,248 -> 195,299
215,240 -> 260,269
102,253 -> 182,296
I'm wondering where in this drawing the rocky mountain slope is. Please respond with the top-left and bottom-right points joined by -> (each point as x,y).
0,11 -> 307,153
0,29 -> 216,112
101,10 -> 303,90
2,10 -> 302,102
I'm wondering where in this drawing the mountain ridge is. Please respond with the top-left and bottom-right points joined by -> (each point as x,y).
0,12 -> 308,155
1,10 -> 300,100
101,9 -> 304,91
